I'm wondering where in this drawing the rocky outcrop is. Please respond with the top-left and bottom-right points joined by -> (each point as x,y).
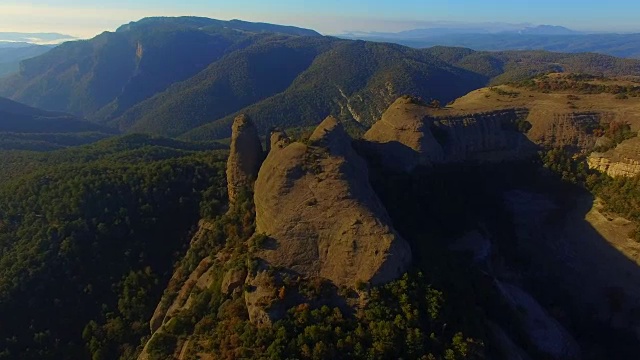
363,96 -> 535,171
526,111 -> 609,152
139,219 -> 225,360
253,116 -> 412,288
363,96 -> 445,171
588,136 -> 640,177
226,114 -> 263,203
148,220 -> 216,334
434,108 -> 533,162
221,268 -> 248,296
244,270 -> 281,326
363,96 -> 619,172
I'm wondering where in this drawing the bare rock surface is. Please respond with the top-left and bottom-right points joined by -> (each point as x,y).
363,96 -> 445,171
364,96 -> 535,171
226,114 -> 263,203
253,116 -> 412,288
221,267 -> 248,296
589,136 -> 640,177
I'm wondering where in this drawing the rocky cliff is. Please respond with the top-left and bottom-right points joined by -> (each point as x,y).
362,96 -> 445,171
433,108 -> 533,162
253,116 -> 412,288
363,96 -> 535,171
362,94 -> 619,172
226,114 -> 263,203
588,136 -> 640,177
526,110 -> 606,152
137,115 -> 414,357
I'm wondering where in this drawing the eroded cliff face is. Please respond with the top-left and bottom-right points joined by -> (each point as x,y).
433,108 -> 533,162
253,116 -> 412,288
363,96 -> 535,171
138,115 -> 414,358
526,110 -> 606,151
226,114 -> 263,203
589,136 -> 640,177
363,96 -> 611,172
139,219 -> 231,360
362,96 -> 445,171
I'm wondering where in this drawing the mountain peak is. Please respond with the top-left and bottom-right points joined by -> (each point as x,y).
117,16 -> 320,37
518,24 -> 579,35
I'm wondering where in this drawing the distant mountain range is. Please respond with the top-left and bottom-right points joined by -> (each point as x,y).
340,24 -> 640,59
2,16 -> 640,141
0,32 -> 71,77
0,32 -> 76,45
0,45 -> 54,77
344,24 -> 581,39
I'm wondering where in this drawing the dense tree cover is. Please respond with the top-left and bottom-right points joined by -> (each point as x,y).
0,135 -> 229,359
180,40 -> 487,141
0,132 -> 111,151
137,187 -> 484,360
167,274 -> 483,360
0,23 -> 260,118
0,134 -> 225,187
593,176 -> 640,241
540,148 -> 595,185
541,147 -> 640,242
0,96 -> 112,134
368,148 -> 640,359
164,46 -> 640,141
0,95 -> 116,150
593,121 -> 637,151
4,16 -> 640,141
113,36 -> 335,137
425,48 -> 640,84
513,73 -> 640,96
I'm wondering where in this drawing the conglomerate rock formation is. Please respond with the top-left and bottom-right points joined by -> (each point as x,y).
589,136 -> 640,177
363,96 -> 535,171
253,116 -> 412,288
226,114 -> 263,203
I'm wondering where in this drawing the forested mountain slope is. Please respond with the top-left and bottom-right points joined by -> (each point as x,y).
0,96 -> 115,150
3,17 -> 640,141
182,46 -> 640,140
0,17 -> 318,119
0,135 -> 228,359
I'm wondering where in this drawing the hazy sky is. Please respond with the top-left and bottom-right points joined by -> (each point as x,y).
1,0 -> 639,38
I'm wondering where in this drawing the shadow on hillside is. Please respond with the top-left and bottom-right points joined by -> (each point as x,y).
356,139 -> 640,359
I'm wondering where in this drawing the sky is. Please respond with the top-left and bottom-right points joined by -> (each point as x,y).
1,0 -> 640,38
